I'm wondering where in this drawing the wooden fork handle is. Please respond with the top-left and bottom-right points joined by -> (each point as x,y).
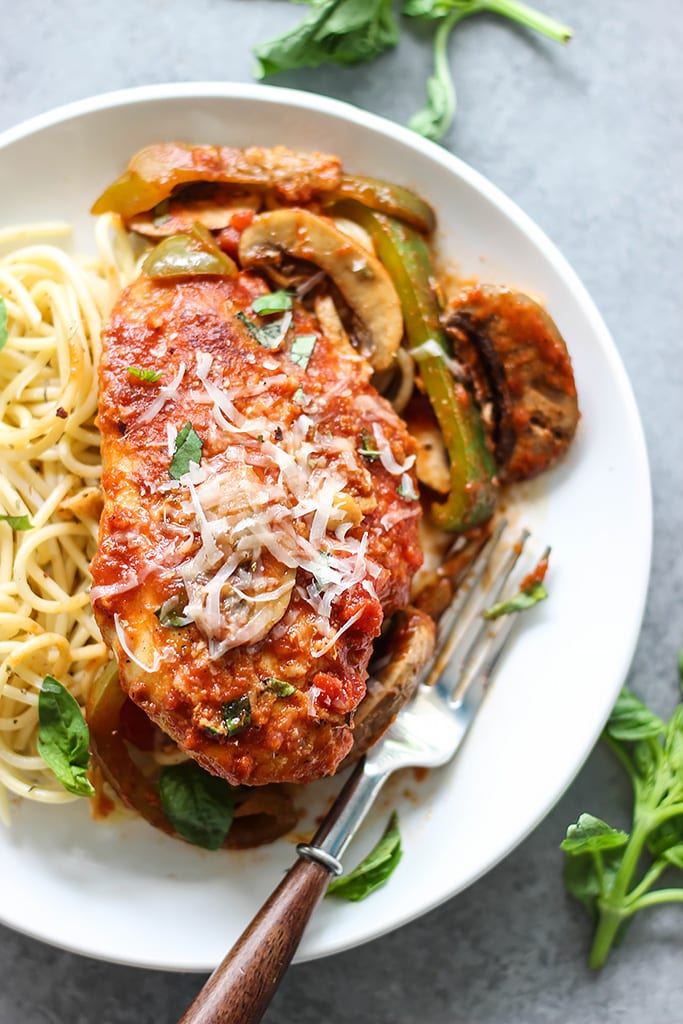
178,855 -> 331,1024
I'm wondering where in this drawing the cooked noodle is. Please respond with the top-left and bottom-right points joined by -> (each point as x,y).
0,216 -> 138,821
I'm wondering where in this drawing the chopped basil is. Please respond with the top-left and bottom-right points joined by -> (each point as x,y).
397,477 -> 419,501
237,310 -> 292,349
169,422 -> 203,479
155,597 -> 192,628
251,290 -> 293,315
158,760 -> 235,850
327,811 -> 402,902
358,427 -> 380,461
222,694 -> 252,736
293,385 -> 307,405
483,579 -> 548,620
289,334 -> 317,370
264,677 -> 296,697
37,675 -> 95,798
128,366 -> 163,383
0,296 -> 7,351
0,513 -> 33,531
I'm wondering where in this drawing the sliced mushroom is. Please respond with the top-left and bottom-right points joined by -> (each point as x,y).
403,394 -> 451,495
444,285 -> 579,483
238,209 -> 404,371
343,607 -> 436,764
128,186 -> 261,238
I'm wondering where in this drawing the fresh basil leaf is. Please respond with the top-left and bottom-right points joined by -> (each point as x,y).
251,290 -> 293,315
327,811 -> 402,901
128,366 -> 163,383
290,334 -> 317,370
264,677 -> 296,697
0,296 -> 7,351
169,422 -> 203,479
358,427 -> 380,460
562,842 -> 623,922
560,813 -> 629,856
0,513 -> 33,530
237,310 -> 292,349
408,68 -> 455,143
254,0 -> 399,77
605,688 -> 665,742
158,761 -> 234,850
483,579 -> 547,620
37,675 -> 95,798
222,695 -> 252,736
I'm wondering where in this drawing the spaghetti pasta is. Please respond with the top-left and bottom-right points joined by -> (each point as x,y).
0,216 -> 137,821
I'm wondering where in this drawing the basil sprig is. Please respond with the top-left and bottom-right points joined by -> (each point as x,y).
37,676 -> 95,797
158,761 -> 235,850
563,660 -> 683,968
327,811 -> 402,901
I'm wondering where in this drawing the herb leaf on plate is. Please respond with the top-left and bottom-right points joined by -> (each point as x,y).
37,675 -> 95,797
158,760 -> 235,850
253,0 -> 400,78
562,655 -> 683,968
327,811 -> 402,901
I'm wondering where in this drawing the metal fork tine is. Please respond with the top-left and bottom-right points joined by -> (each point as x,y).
425,524 -> 530,700
451,544 -> 548,704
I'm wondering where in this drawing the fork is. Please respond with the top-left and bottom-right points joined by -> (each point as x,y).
178,519 -> 542,1024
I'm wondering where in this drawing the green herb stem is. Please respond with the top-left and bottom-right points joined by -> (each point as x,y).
622,859 -> 669,906
588,904 -> 627,970
481,0 -> 572,42
628,887 -> 683,911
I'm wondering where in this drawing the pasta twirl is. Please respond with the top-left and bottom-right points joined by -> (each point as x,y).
0,217 -> 137,821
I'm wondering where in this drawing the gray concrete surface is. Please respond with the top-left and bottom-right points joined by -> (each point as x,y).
1,1 -> 682,1021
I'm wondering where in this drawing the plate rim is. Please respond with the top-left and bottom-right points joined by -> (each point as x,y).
0,80 -> 653,971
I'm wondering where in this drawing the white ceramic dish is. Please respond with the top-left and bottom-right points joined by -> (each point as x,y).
0,82 -> 651,971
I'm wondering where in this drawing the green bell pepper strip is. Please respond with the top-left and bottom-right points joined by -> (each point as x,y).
326,175 -> 436,235
142,223 -> 238,279
333,200 -> 498,531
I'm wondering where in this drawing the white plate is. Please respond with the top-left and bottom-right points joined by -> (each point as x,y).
0,83 -> 651,971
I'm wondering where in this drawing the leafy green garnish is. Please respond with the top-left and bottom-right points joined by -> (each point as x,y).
237,310 -> 292,349
254,1 -> 571,142
128,366 -> 163,383
254,0 -> 399,78
327,811 -> 402,901
251,290 -> 293,315
0,513 -> 33,531
357,427 -> 381,461
0,296 -> 8,351
264,677 -> 296,697
158,761 -> 235,850
405,1 -> 571,141
169,422 -> 203,479
37,675 -> 95,798
289,334 -> 317,370
483,579 -> 548,620
222,695 -> 252,736
562,661 -> 683,969
293,385 -> 307,405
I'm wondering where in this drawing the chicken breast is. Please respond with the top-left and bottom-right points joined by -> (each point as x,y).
91,271 -> 423,786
